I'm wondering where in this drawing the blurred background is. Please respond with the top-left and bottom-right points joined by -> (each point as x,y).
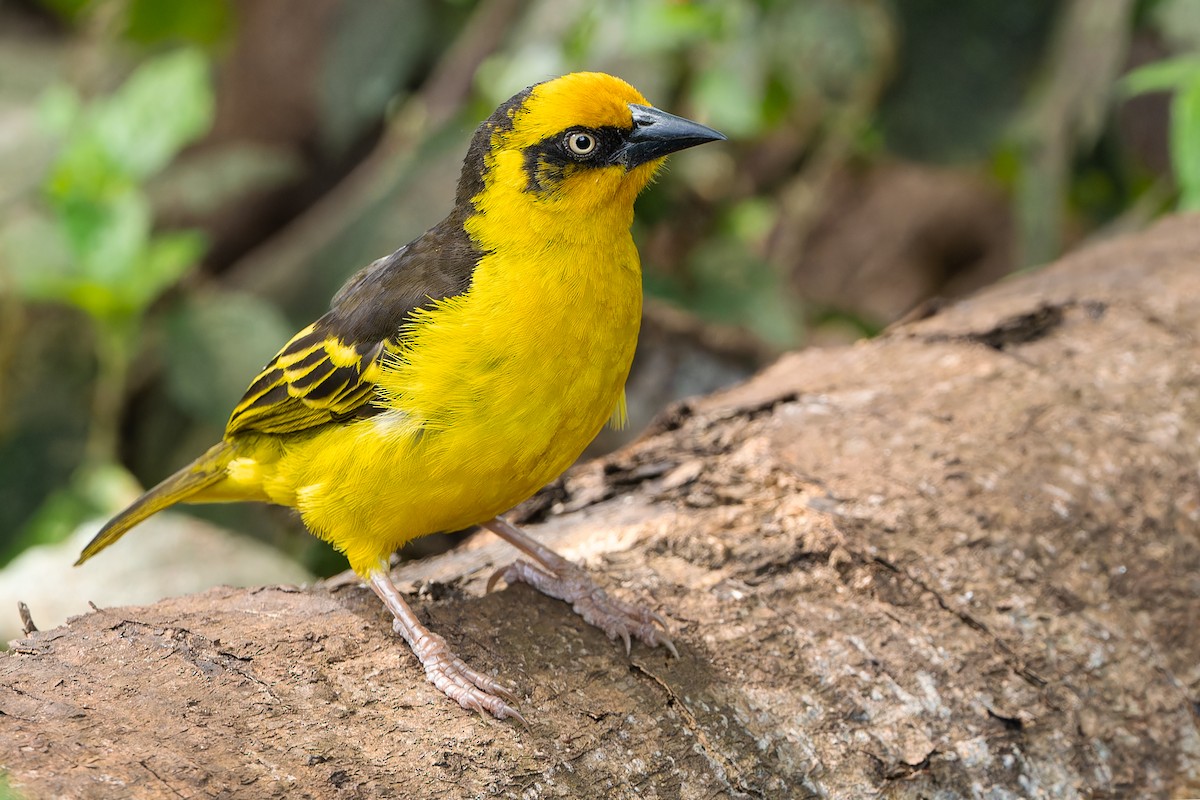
1,0 -> 1198,625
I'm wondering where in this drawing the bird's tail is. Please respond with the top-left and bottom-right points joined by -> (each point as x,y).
75,441 -> 235,566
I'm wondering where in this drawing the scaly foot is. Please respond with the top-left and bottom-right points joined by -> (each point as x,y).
483,517 -> 678,657
369,568 -> 524,723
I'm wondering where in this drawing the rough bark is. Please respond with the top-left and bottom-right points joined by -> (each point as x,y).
4,215 -> 1200,799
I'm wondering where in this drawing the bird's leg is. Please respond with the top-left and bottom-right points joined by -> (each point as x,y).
368,567 -> 525,723
482,516 -> 678,657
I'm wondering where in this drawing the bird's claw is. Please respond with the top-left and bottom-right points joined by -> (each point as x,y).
489,558 -> 678,658
403,622 -> 526,723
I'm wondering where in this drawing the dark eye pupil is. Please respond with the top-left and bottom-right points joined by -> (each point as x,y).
568,133 -> 595,155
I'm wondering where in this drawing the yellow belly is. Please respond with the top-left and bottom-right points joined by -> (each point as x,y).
260,241 -> 642,574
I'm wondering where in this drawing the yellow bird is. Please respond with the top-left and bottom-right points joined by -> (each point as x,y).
75,72 -> 725,720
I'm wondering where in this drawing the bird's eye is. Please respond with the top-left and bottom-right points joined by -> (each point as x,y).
565,131 -> 597,157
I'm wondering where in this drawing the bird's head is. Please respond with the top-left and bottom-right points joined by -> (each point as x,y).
459,72 -> 725,224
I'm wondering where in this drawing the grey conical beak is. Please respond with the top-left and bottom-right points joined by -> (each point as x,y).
612,104 -> 726,169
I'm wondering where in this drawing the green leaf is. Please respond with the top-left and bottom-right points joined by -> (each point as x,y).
1120,56 -> 1200,97
32,50 -> 214,321
42,50 -> 214,202
72,191 -> 152,289
92,48 -> 214,180
44,133 -> 128,208
1172,80 -> 1200,210
131,231 -> 206,307
124,0 -> 233,46
16,194 -> 201,321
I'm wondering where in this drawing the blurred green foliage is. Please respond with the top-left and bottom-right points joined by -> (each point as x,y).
0,47 -> 213,560
882,1 -> 1054,162
0,771 -> 26,800
123,0 -> 232,46
1122,56 -> 1200,208
17,49 -> 210,325
164,292 -> 293,429
40,0 -> 232,45
0,0 -> 1196,576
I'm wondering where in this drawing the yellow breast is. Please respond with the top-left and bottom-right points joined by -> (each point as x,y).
376,226 -> 643,497
269,212 -> 642,571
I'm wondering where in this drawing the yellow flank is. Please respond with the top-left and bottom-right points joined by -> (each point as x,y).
77,72 -> 723,580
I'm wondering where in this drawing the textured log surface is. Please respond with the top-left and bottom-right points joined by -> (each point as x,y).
3,215 -> 1199,799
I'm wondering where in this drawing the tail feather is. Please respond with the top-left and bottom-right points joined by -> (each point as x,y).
75,442 -> 234,566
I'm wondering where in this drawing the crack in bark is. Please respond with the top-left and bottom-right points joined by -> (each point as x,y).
140,759 -> 186,799
882,560 -> 1048,688
628,661 -> 773,800
909,300 -> 1101,351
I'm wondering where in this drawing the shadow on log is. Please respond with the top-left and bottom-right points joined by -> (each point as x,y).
3,215 -> 1200,798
